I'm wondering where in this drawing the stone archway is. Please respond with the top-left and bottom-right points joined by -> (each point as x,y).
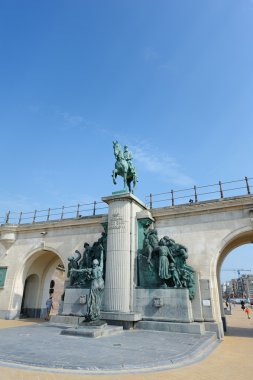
217,228 -> 253,329
18,249 -> 66,319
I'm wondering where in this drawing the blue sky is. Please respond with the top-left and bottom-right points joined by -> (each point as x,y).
0,0 -> 253,280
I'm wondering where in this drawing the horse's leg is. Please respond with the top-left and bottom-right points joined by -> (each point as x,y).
127,178 -> 132,193
132,176 -> 136,194
112,169 -> 117,185
123,172 -> 127,191
126,178 -> 130,193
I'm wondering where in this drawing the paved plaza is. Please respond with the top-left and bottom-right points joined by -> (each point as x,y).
0,305 -> 252,380
0,322 -> 217,374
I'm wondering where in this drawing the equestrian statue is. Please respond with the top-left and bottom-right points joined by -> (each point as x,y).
112,141 -> 138,193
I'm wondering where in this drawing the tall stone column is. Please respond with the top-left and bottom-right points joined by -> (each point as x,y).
102,192 -> 146,313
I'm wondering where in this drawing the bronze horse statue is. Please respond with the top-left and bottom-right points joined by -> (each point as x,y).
112,141 -> 137,193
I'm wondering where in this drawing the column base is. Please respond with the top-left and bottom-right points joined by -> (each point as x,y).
101,311 -> 142,329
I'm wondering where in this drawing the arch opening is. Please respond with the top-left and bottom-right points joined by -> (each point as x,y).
19,250 -> 65,319
217,231 -> 253,333
220,245 -> 253,302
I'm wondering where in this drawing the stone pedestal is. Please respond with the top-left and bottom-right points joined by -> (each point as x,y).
60,322 -> 123,338
134,288 -> 193,322
102,192 -> 146,313
61,288 -> 90,316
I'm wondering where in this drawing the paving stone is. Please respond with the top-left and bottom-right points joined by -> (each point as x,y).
0,322 -> 218,374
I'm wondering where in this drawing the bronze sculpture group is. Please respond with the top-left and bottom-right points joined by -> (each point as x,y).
140,225 -> 196,299
67,232 -> 107,321
67,240 -> 105,288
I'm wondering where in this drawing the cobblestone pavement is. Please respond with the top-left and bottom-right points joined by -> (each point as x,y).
0,305 -> 252,380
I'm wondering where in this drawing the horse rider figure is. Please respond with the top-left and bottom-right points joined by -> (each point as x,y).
112,140 -> 137,193
123,145 -> 135,173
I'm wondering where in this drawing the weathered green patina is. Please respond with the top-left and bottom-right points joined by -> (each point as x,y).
85,249 -> 104,322
138,226 -> 196,299
67,229 -> 107,288
0,267 -> 7,288
137,219 -> 160,288
112,141 -> 137,193
137,218 -> 153,251
66,231 -> 106,321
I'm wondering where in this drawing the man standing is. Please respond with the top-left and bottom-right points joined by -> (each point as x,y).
45,296 -> 53,321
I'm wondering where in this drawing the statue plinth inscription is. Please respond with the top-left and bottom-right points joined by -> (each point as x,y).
108,213 -> 126,231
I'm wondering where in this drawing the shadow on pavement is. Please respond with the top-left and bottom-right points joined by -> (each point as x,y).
225,326 -> 253,337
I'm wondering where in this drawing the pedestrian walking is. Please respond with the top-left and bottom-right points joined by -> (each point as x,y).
45,296 -> 53,321
241,300 -> 245,311
245,306 -> 251,319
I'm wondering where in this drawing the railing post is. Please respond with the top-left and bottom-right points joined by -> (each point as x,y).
149,193 -> 153,209
5,211 -> 10,224
194,185 -> 198,202
171,190 -> 174,206
18,212 -> 23,225
245,176 -> 251,195
33,210 -> 37,223
93,201 -> 97,216
47,208 -> 51,221
219,181 -> 224,198
61,206 -> 64,220
76,203 -> 80,218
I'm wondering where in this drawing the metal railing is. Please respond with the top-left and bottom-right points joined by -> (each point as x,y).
1,176 -> 252,225
0,200 -> 108,225
145,176 -> 253,209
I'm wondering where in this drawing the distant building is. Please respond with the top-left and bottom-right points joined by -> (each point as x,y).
221,275 -> 253,300
242,274 -> 253,299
